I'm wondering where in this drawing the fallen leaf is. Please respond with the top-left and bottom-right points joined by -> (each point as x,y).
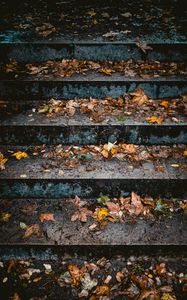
12,151 -> 28,160
146,116 -> 163,125
81,272 -> 98,291
130,88 -> 149,105
99,68 -> 114,75
135,38 -> 153,53
71,207 -> 93,222
97,207 -> 109,221
0,212 -> 11,222
11,292 -> 20,300
101,142 -> 118,159
183,150 -> 187,157
161,293 -> 176,300
39,213 -> 55,222
33,277 -> 42,283
68,264 -> 85,287
0,152 -> 8,170
160,100 -> 170,109
116,271 -> 124,282
94,285 -> 110,296
23,224 -> 40,238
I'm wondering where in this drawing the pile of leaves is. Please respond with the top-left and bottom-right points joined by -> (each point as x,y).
35,143 -> 186,169
70,194 -> 187,228
37,89 -> 187,124
1,59 -> 186,78
0,255 -> 186,299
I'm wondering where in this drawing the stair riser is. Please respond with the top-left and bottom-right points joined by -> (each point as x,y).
0,179 -> 186,198
1,43 -> 187,63
0,245 -> 186,260
1,125 -> 186,145
0,80 -> 187,100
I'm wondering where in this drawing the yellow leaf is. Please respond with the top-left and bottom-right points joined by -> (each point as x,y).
0,152 -> 8,170
146,116 -> 163,125
97,208 -> 109,222
99,68 -> 113,76
161,293 -> 176,300
33,277 -> 42,283
12,151 -> 28,160
0,212 -> 11,222
101,142 -> 118,159
183,150 -> 187,157
160,100 -> 170,109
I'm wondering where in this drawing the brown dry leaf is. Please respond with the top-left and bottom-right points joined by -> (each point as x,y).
180,202 -> 187,214
11,292 -> 20,300
23,224 -> 40,239
135,38 -> 153,53
68,264 -> 85,287
39,213 -> 55,222
0,100 -> 8,108
8,260 -> 17,273
160,100 -> 170,109
123,192 -> 144,216
156,263 -> 167,276
130,88 -> 149,105
94,285 -> 110,296
0,152 -> 8,170
106,202 -> 121,218
146,116 -> 164,125
12,151 -> 28,160
116,271 -> 124,282
138,289 -> 159,300
71,208 -> 93,223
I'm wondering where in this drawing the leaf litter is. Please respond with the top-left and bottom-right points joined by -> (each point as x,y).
0,254 -> 186,299
36,88 -> 186,125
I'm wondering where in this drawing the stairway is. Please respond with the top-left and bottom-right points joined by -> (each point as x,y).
0,0 -> 186,299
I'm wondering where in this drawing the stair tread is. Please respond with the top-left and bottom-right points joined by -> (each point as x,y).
0,145 -> 186,179
0,197 -> 186,245
0,246 -> 186,299
0,0 -> 186,43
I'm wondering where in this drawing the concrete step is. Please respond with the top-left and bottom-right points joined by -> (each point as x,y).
0,0 -> 186,44
0,245 -> 186,299
0,76 -> 187,100
1,42 -> 187,63
1,99 -> 186,144
0,197 -> 186,245
0,145 -> 186,198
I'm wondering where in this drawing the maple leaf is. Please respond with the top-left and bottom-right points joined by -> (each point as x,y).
135,38 -> 153,53
39,213 -> 55,222
130,88 -> 149,105
146,116 -> 163,125
12,151 -> 28,160
0,152 -> 8,170
68,264 -> 85,287
23,224 -> 40,238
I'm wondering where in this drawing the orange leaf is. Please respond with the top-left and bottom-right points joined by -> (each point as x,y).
95,285 -> 110,296
39,213 -> 55,222
97,208 -> 109,222
160,100 -> 170,109
23,224 -> 40,238
146,116 -> 163,125
68,264 -> 85,287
